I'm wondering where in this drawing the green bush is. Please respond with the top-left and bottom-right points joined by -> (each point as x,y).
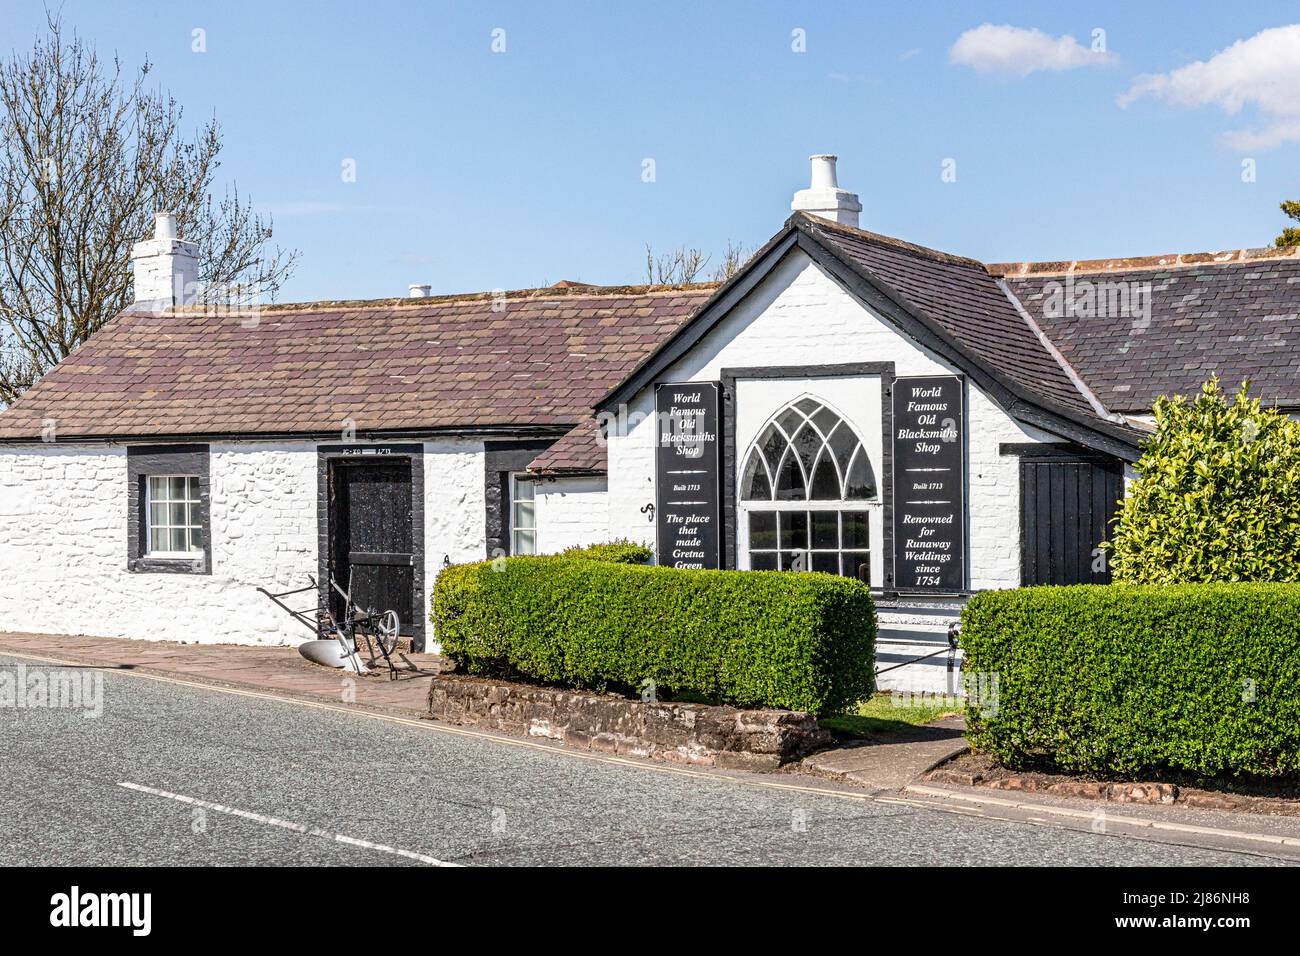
1107,377 -> 1300,583
433,558 -> 875,715
960,584 -> 1300,778
557,539 -> 652,564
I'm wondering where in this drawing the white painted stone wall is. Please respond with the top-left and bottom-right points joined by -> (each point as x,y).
535,477 -> 609,554
0,439 -> 487,646
604,250 -> 1061,589
423,439 -> 486,631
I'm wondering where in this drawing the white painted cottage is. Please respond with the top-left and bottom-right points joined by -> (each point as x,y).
2,156 -> 1298,686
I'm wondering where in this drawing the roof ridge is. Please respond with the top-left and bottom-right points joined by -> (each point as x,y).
796,212 -> 987,269
167,282 -> 720,315
996,278 -> 1122,425
989,245 -> 1300,278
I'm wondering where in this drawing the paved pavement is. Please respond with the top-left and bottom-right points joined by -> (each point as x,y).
1,652 -> 1292,866
801,716 -> 968,791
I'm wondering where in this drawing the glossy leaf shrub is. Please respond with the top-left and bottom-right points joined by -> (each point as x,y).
433,558 -> 875,715
960,584 -> 1300,778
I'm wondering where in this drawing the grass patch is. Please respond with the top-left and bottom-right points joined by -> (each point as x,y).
819,693 -> 961,739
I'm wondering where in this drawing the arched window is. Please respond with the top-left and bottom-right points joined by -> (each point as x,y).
740,397 -> 875,582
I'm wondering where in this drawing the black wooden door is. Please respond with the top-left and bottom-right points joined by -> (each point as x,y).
330,460 -> 414,633
1019,457 -> 1123,586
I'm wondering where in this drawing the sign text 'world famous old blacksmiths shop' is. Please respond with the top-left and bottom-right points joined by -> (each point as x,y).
654,382 -> 722,569
891,375 -> 965,592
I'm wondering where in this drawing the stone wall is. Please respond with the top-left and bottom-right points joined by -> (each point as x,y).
425,673 -> 831,771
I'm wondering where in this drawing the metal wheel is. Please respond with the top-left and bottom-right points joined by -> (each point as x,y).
375,610 -> 401,655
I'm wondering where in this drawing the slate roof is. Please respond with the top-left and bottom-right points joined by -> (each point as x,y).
0,286 -> 714,441
803,216 -> 1100,418
526,418 -> 605,474
997,253 -> 1300,414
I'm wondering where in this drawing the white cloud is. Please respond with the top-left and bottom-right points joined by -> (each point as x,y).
949,23 -> 1113,76
1118,25 -> 1300,149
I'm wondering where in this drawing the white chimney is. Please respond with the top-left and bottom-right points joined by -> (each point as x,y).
408,284 -> 432,298
791,154 -> 862,227
131,212 -> 199,307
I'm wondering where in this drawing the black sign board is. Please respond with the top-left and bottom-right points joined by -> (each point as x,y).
654,382 -> 723,569
891,375 -> 965,592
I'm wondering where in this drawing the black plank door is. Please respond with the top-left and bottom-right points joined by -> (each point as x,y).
1019,458 -> 1123,586
329,459 -> 414,633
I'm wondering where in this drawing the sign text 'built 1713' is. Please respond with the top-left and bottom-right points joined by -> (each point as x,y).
654,382 -> 723,569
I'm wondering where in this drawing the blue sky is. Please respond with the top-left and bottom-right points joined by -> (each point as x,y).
4,1 -> 1299,301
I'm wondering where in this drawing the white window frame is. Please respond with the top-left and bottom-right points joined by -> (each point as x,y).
509,474 -> 537,555
145,474 -> 203,559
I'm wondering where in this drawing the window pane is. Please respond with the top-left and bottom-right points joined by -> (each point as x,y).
514,500 -> 535,529
790,422 -> 821,475
741,451 -> 772,500
169,502 -> 187,526
514,479 -> 534,502
811,406 -> 839,438
842,512 -> 869,549
186,503 -> 203,528
757,424 -> 786,474
186,477 -> 200,501
844,552 -> 870,584
809,453 -> 840,500
170,527 -> 188,553
812,552 -> 838,574
150,503 -> 169,527
150,527 -> 168,552
748,511 -> 777,550
811,512 -> 839,550
513,529 -> 535,555
169,476 -> 188,500
845,449 -> 877,500
188,531 -> 202,553
774,452 -> 805,501
779,511 -> 807,550
749,552 -> 777,571
780,550 -> 809,571
148,476 -> 168,500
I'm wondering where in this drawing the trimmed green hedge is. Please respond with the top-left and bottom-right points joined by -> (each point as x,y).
433,558 -> 875,715
558,540 -> 652,564
960,584 -> 1300,778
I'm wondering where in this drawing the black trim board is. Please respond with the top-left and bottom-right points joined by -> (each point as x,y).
1000,442 -> 1124,463
127,444 -> 212,574
594,213 -> 1144,463
721,363 -> 895,585
317,443 -> 425,651
4,424 -> 571,447
484,440 -> 555,558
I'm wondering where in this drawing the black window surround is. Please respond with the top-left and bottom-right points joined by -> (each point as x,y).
127,444 -> 212,574
483,440 -> 554,558
721,363 -> 896,589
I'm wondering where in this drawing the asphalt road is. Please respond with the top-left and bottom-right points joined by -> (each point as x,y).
0,653 -> 1287,867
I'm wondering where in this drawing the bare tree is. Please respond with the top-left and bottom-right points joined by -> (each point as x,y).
644,244 -> 709,285
643,240 -> 754,286
711,240 -> 754,282
0,15 -> 297,405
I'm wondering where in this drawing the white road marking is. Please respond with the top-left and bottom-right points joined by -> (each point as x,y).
5,648 -> 1295,860
118,781 -> 460,866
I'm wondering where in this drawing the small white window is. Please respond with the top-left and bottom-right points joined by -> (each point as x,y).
146,475 -> 203,558
510,475 -> 536,555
